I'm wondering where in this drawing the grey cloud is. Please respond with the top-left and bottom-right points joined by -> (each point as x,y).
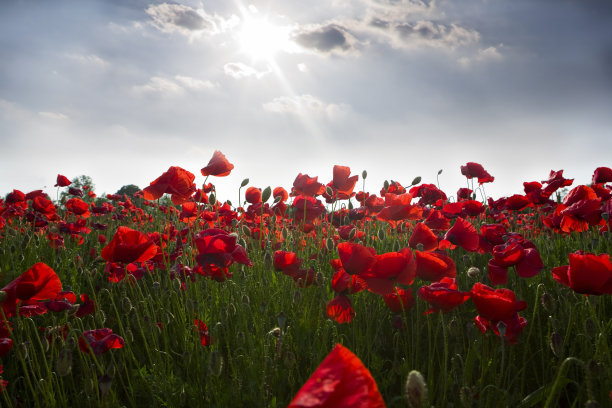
292,24 -> 358,54
146,3 -> 215,34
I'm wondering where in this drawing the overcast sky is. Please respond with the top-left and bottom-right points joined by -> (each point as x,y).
1,0 -> 611,202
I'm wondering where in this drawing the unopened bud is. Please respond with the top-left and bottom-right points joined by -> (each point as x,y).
241,294 -> 250,305
326,237 -> 334,251
325,186 -> 334,197
411,176 -> 421,186
348,228 -> 356,241
241,178 -> 249,187
209,193 -> 216,205
98,374 -> 113,396
383,180 -> 389,191
377,229 -> 385,241
405,370 -> 428,408
209,350 -> 224,376
362,170 -> 367,179
496,321 -> 507,338
277,312 -> 287,330
262,186 -> 272,203
0,291 -> 6,302
55,348 -> 72,376
121,296 -> 133,313
467,267 -> 481,278
540,292 -> 555,313
550,332 -> 563,357
437,169 -> 443,175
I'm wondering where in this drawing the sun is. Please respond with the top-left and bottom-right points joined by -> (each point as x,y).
236,14 -> 292,62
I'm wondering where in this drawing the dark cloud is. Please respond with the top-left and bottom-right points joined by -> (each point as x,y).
292,24 -> 357,54
146,3 -> 215,33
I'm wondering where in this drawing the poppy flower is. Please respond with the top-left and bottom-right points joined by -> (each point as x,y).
288,343 -> 386,408
68,187 -> 83,197
417,277 -> 470,313
143,166 -> 196,205
194,228 -> 251,281
331,269 -> 366,294
245,187 -> 262,204
337,242 -> 376,276
474,313 -> 527,345
424,209 -> 451,231
470,282 -> 527,322
460,162 -> 494,184
78,328 -> 124,355
551,251 -> 612,295
382,288 -> 414,313
273,251 -> 302,275
194,319 -> 211,346
1,262 -> 62,318
55,174 -> 71,187
443,217 -> 479,252
76,294 -> 96,318
592,167 -> 612,184
409,222 -> 438,251
292,196 -> 326,223
415,251 -> 456,282
541,170 -> 574,195
360,249 -> 416,294
101,226 -> 159,264
377,193 -> 423,222
32,196 -> 57,218
330,165 -> 359,199
326,294 -> 356,324
201,150 -> 234,177
504,195 -> 531,212
457,188 -> 473,200
292,173 -> 325,197
409,184 -> 447,206
273,187 -> 288,202
65,198 -> 90,218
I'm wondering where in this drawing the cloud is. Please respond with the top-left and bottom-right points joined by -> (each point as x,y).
145,3 -> 219,36
373,20 -> 481,49
458,45 -> 504,67
291,24 -> 360,55
38,111 -> 69,120
65,53 -> 108,66
262,94 -> 349,118
223,62 -> 269,79
132,75 -> 215,94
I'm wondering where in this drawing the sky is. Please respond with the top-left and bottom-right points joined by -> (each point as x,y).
1,0 -> 611,203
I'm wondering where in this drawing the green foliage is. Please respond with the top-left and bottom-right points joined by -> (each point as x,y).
116,184 -> 141,199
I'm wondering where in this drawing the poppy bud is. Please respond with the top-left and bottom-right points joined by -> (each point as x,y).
262,186 -> 272,203
326,237 -> 335,251
95,310 -> 106,326
325,186 -> 334,197
98,374 -> 113,396
209,193 -> 216,205
241,178 -> 249,187
378,229 -> 385,241
277,311 -> 287,330
496,321 -> 507,338
241,294 -> 250,305
585,400 -> 601,408
208,350 -> 223,376
55,348 -> 72,376
437,169 -> 443,175
293,290 -> 302,304
121,296 -> 133,313
602,212 -> 609,221
362,170 -> 367,179
411,176 -> 421,186
18,342 -> 29,359
550,332 -> 563,357
384,180 -> 389,191
467,266 -> 481,278
405,370 -> 428,408
540,292 -> 555,313
172,278 -> 182,293
0,291 -> 6,302
348,228 -> 357,241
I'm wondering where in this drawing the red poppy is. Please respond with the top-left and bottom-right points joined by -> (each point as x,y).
409,184 -> 447,206
245,187 -> 262,204
592,167 -> 612,184
288,343 -> 386,408
415,251 -> 456,282
68,187 -> 83,197
194,319 -> 211,346
330,165 -> 359,199
326,294 -> 356,324
331,269 -> 366,294
76,294 -> 96,317
0,338 -> 12,358
470,282 -> 527,322
409,222 -> 438,251
273,251 -> 302,275
273,187 -> 289,202
552,251 -> 612,295
492,242 -> 524,267
417,277 -> 470,313
1,262 -> 62,318
474,313 -> 527,345
541,170 -> 573,195
504,194 -> 531,212
443,217 -> 479,252
194,228 -> 251,281
460,162 -> 494,184
360,249 -> 416,295
55,174 -> 71,187
457,188 -> 473,200
65,197 -> 90,218
143,166 -> 196,205
101,226 -> 159,264
424,209 -> 451,231
292,173 -> 325,197
377,193 -> 423,222
78,328 -> 124,355
337,242 -> 376,275
32,196 -> 57,218
382,288 -> 414,313
201,150 -> 234,177
292,196 -> 326,223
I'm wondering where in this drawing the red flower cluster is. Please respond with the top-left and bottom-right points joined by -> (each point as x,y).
194,228 -> 252,281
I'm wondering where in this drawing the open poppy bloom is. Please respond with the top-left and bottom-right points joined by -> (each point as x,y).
201,150 -> 234,177
1,262 -> 62,318
194,228 -> 251,281
194,318 -> 211,346
409,222 -> 438,252
417,277 -> 470,313
592,167 -> 612,184
65,197 -> 90,218
142,166 -> 196,205
55,174 -> 71,187
326,294 -> 356,323
382,287 -> 414,313
101,226 -> 159,264
443,217 -> 479,252
326,165 -> 359,200
292,173 -> 325,197
78,328 -> 124,355
288,343 -> 386,408
460,162 -> 494,184
409,184 -> 447,206
415,251 -> 456,282
552,251 -> 612,295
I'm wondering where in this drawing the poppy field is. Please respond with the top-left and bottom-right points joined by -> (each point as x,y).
0,152 -> 611,407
